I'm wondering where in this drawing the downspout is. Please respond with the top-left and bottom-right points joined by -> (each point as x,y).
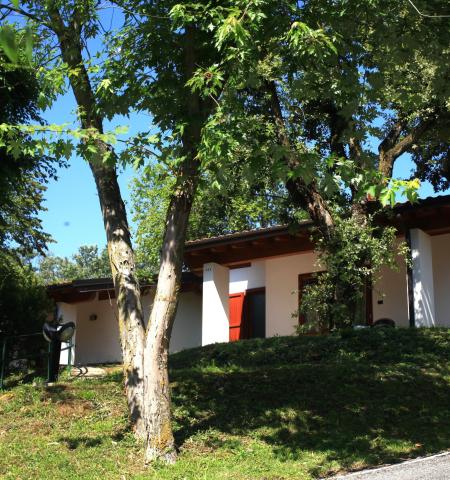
405,229 -> 416,328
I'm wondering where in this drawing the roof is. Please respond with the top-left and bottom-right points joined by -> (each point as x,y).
184,194 -> 450,270
47,272 -> 201,303
186,194 -> 450,248
185,222 -> 312,249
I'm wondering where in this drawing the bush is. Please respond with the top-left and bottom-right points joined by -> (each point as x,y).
0,253 -> 52,338
299,215 -> 408,331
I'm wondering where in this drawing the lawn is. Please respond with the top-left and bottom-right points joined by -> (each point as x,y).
1,328 -> 449,479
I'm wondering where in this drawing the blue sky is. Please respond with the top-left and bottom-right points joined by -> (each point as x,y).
40,118 -> 442,259
40,89 -> 151,257
35,7 -> 446,258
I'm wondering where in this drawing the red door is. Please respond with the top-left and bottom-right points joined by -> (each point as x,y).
229,292 -> 246,341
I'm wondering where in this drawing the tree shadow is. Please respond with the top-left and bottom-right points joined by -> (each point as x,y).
170,331 -> 450,477
57,425 -> 131,451
39,384 -> 74,402
58,435 -> 104,450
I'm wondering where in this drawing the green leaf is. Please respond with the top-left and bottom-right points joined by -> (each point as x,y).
366,185 -> 377,200
114,125 -> 129,135
0,26 -> 18,64
24,27 -> 33,63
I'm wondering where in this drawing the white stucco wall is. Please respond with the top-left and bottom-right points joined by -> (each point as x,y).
141,289 -> 201,352
202,262 -> 230,345
74,295 -> 122,365
58,303 -> 77,365
66,287 -> 203,365
265,252 -> 321,337
170,291 -> 203,352
372,244 -> 409,327
432,232 -> 450,327
229,261 -> 266,294
410,228 -> 436,327
141,289 -> 156,327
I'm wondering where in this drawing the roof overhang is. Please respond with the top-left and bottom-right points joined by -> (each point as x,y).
184,195 -> 450,271
184,222 -> 314,271
47,273 -> 201,304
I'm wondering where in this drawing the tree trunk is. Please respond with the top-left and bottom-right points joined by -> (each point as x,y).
143,25 -> 207,463
286,178 -> 335,242
46,5 -> 146,438
143,177 -> 197,463
90,162 -> 146,438
265,80 -> 336,240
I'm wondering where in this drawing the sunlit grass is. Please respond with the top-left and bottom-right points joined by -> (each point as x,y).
1,328 -> 449,479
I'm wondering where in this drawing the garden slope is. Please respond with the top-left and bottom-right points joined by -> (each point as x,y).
1,329 -> 449,479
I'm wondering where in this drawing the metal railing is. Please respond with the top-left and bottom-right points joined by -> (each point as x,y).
0,332 -> 74,389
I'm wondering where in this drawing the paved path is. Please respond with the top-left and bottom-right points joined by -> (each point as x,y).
330,452 -> 450,480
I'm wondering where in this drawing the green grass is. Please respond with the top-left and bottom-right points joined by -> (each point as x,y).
1,328 -> 449,479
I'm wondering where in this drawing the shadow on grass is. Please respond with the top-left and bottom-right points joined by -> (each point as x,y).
58,425 -> 131,451
1,367 -> 48,390
170,329 -> 450,476
59,435 -> 104,450
170,328 -> 450,371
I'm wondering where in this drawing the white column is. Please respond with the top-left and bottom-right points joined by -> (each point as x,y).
202,262 -> 230,345
410,229 -> 436,327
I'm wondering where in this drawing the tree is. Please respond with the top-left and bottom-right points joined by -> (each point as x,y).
0,0 -> 147,437
0,253 -> 51,337
0,53 -> 59,258
1,0 -> 224,461
132,162 -> 292,277
180,0 -> 449,324
37,245 -> 111,284
107,2 -> 222,460
0,37 -> 54,337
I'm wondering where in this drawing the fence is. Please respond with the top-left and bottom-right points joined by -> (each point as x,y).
0,332 -> 74,389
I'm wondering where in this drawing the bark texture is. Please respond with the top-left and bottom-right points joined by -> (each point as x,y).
143,176 -> 197,463
46,3 -> 146,438
143,26 -> 210,463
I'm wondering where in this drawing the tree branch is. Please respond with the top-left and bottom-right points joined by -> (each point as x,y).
378,115 -> 436,177
265,80 -> 335,240
0,3 -> 52,29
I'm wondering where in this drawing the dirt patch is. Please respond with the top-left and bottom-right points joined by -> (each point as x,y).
56,400 -> 93,417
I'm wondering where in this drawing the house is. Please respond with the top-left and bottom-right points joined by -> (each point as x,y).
48,195 -> 450,366
47,273 -> 202,365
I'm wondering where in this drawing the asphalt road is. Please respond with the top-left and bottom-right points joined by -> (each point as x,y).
330,452 -> 450,480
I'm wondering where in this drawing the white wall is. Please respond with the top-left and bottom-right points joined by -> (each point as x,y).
229,261 -> 265,294
170,291 -> 203,352
141,289 -> 156,328
65,287 -> 203,365
141,289 -> 202,352
432,232 -> 450,327
58,303 -> 77,365
410,229 -> 436,327
202,262 -> 230,345
74,295 -> 122,365
372,245 -> 409,327
265,252 -> 321,337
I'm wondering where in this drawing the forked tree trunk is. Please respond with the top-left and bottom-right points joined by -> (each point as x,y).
46,5 -> 147,438
143,175 -> 198,463
143,26 -> 207,463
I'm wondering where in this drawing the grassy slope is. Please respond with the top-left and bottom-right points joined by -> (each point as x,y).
0,329 -> 449,480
